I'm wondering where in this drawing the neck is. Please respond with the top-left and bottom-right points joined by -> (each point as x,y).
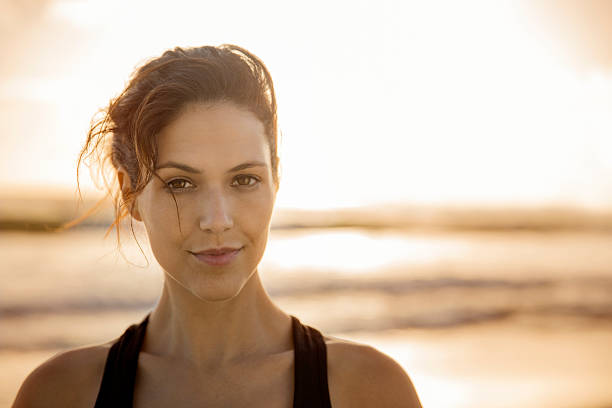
143,270 -> 291,371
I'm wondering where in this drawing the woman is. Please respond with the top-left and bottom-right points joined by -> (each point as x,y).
12,44 -> 422,408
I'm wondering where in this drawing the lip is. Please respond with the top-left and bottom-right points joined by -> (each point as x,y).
190,247 -> 242,266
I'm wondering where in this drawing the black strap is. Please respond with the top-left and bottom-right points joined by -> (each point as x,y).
93,313 -> 150,408
94,314 -> 332,407
292,315 -> 333,408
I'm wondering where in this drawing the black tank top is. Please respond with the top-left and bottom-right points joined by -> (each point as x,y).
93,313 -> 333,408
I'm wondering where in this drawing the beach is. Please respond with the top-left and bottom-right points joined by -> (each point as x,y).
2,227 -> 612,407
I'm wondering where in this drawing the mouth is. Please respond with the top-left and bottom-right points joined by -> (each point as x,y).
190,247 -> 242,266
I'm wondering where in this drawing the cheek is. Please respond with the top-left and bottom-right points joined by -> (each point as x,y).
240,191 -> 275,246
138,191 -> 186,253
143,215 -> 190,277
243,214 -> 272,271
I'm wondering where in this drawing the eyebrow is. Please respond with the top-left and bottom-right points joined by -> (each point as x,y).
155,161 -> 267,174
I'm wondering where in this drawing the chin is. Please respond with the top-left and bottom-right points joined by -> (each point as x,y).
168,264 -> 256,304
189,285 -> 245,303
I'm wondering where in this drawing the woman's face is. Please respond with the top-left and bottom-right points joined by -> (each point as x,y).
130,102 -> 276,302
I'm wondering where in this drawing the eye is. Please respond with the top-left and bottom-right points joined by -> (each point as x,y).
231,175 -> 260,187
166,178 -> 194,191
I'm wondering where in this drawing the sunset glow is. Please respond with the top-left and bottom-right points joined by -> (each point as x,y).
1,0 -> 611,211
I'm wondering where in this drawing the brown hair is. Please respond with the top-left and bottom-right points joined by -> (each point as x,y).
60,44 -> 279,250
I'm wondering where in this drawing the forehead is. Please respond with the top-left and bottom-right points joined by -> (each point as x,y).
156,102 -> 270,168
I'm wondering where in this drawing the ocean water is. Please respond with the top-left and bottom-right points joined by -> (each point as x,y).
2,227 -> 612,407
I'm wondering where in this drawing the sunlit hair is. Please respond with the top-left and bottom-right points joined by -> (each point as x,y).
59,44 -> 279,251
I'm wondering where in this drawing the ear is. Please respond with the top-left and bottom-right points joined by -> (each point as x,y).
117,167 -> 143,222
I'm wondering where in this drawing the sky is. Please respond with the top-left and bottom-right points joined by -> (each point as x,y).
1,0 -> 611,210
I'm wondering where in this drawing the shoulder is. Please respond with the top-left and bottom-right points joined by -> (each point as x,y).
324,336 -> 422,408
11,343 -> 111,408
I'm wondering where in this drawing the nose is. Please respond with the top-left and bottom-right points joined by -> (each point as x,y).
198,188 -> 234,234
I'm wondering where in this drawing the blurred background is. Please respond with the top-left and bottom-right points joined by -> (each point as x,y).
1,0 -> 612,407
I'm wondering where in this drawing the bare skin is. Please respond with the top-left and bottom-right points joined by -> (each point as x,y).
12,102 -> 422,408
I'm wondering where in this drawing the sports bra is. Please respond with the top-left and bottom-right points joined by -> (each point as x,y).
93,313 -> 333,407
